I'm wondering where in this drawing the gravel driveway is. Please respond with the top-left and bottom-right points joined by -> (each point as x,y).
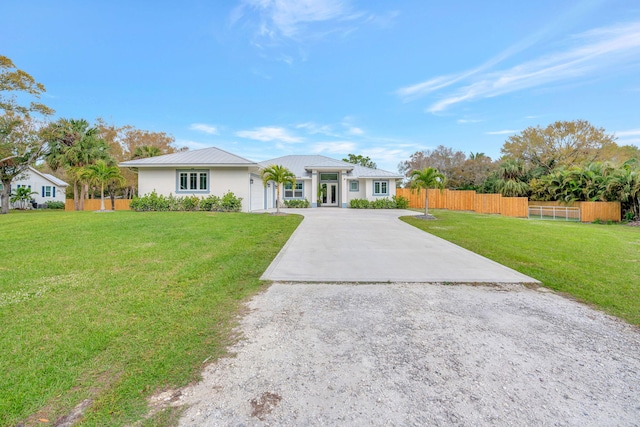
175,283 -> 640,426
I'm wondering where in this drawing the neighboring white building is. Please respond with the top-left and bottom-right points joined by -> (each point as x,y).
120,147 -> 403,212
0,166 -> 68,209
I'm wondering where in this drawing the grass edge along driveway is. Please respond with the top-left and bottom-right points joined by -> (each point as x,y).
402,210 -> 640,326
0,211 -> 301,427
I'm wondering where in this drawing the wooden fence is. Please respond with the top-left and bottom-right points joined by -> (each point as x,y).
527,200 -> 621,222
65,199 -> 131,211
396,188 -> 621,221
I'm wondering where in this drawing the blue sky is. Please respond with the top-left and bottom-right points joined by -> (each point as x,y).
3,0 -> 640,172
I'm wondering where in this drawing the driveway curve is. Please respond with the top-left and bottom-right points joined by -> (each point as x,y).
261,208 -> 537,283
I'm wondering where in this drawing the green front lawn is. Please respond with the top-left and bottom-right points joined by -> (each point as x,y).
0,211 -> 301,427
402,210 -> 640,326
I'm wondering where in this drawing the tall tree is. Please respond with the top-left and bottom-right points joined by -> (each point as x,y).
500,120 -> 618,173
0,114 -> 45,214
399,145 -> 466,187
0,55 -> 54,116
260,164 -> 296,215
409,167 -> 445,217
342,154 -> 377,169
43,118 -> 111,210
79,160 -> 125,211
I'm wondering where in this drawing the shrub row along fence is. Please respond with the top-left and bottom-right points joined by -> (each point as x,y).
396,189 -> 621,222
65,199 -> 132,211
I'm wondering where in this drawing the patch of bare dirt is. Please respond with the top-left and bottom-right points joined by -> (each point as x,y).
250,392 -> 282,421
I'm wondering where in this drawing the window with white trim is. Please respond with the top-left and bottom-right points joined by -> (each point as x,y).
284,182 -> 303,198
349,180 -> 359,192
43,186 -> 52,197
373,180 -> 388,196
177,170 -> 208,192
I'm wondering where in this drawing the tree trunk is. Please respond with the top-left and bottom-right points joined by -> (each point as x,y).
276,185 -> 280,214
80,183 -> 87,210
424,192 -> 429,216
100,184 -> 105,211
1,179 -> 11,214
73,181 -> 80,211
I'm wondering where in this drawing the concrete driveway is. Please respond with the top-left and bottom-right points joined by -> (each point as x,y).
261,208 -> 537,283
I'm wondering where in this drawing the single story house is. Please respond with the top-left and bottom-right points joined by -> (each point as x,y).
0,166 -> 68,208
119,147 -> 403,212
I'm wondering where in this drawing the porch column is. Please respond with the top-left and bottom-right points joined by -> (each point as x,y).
311,171 -> 318,208
340,171 -> 348,208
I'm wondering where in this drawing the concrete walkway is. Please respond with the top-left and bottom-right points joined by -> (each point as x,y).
261,208 -> 537,283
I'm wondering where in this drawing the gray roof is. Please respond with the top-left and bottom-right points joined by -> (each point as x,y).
28,167 -> 69,187
260,155 -> 402,179
119,147 -> 258,168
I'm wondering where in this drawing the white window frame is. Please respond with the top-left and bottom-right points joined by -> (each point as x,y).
284,182 -> 304,199
373,180 -> 388,196
349,180 -> 359,192
176,170 -> 209,193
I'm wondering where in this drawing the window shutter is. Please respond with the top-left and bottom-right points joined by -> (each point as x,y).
53,187 -> 56,197
42,186 -> 45,197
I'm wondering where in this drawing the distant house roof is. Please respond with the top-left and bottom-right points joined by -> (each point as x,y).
28,167 -> 69,187
119,147 -> 258,168
260,155 -> 402,179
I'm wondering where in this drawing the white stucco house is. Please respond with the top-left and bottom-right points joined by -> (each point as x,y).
0,166 -> 68,208
119,147 -> 403,212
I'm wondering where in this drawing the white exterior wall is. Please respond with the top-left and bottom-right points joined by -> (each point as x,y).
1,170 -> 67,207
346,179 -> 365,202
137,167 -> 253,212
249,174 -> 264,211
361,179 -> 397,201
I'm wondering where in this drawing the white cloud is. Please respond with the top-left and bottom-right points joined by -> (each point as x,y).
615,128 -> 640,137
236,126 -> 302,143
311,141 -> 356,153
346,126 -> 364,135
485,130 -> 519,135
189,123 -> 219,135
295,122 -> 334,135
398,20 -> 640,112
234,0 -> 358,39
457,119 -> 483,124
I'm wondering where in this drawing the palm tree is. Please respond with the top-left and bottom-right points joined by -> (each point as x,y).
410,167 -> 445,216
260,164 -> 296,214
10,186 -> 38,209
79,160 -> 125,211
495,159 -> 529,197
607,159 -> 640,219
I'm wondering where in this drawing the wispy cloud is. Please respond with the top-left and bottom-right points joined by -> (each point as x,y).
615,128 -> 640,137
457,119 -> 483,124
485,130 -> 519,135
233,0 -> 360,40
311,141 -> 356,153
236,126 -> 302,143
397,20 -> 640,113
189,123 -> 219,135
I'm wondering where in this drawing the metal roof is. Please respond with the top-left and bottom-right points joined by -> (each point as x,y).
259,155 -> 402,179
28,167 -> 69,187
119,147 -> 258,167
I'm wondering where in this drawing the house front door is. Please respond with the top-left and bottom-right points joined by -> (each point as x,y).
323,183 -> 338,206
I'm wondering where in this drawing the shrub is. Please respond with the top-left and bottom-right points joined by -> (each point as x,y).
392,195 -> 409,210
284,199 -> 309,208
220,191 -> 243,212
130,191 -> 243,212
371,198 -> 396,209
349,198 -> 370,209
45,201 -> 65,209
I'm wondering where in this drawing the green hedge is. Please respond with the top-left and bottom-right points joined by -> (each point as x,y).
349,195 -> 409,209
130,191 -> 243,212
283,199 -> 310,208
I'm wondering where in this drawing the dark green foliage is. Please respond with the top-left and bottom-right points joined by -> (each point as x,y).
45,201 -> 65,209
349,196 -> 408,209
349,198 -> 370,208
283,199 -> 309,208
393,195 -> 409,209
130,191 -> 243,212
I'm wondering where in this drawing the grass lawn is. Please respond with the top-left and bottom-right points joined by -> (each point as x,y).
0,210 -> 301,427
402,210 -> 640,326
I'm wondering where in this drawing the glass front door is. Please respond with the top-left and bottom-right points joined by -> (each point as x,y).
322,183 -> 338,206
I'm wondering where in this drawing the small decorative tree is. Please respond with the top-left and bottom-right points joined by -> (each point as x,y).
10,186 -> 38,209
260,164 -> 296,215
79,160 -> 125,211
410,167 -> 445,217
